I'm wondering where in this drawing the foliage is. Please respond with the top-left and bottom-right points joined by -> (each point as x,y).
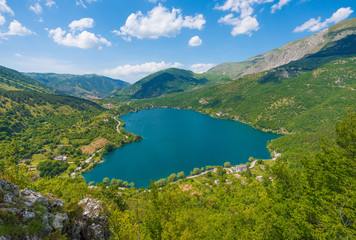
37,161 -> 69,178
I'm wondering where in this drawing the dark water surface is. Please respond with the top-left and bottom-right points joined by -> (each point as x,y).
84,108 -> 280,188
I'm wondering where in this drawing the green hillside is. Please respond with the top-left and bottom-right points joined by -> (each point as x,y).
113,68 -> 212,99
0,65 -> 54,93
137,57 -> 356,134
25,73 -> 130,99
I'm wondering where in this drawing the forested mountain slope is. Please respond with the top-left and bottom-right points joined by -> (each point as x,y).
0,66 -> 54,93
25,73 -> 130,99
113,68 -> 212,99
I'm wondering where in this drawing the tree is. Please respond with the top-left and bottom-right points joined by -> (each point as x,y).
110,178 -> 118,186
103,177 -> 110,186
177,171 -> 185,179
167,173 -> 177,183
129,182 -> 135,188
193,168 -> 200,175
224,162 -> 231,168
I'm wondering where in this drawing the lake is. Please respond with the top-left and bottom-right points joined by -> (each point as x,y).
84,108 -> 281,188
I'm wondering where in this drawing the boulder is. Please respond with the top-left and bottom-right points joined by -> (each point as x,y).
0,180 -> 19,197
50,199 -> 65,209
77,198 -> 110,240
51,213 -> 69,231
20,209 -> 36,221
19,189 -> 49,207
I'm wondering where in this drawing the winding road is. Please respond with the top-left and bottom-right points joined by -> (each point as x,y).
114,117 -> 128,139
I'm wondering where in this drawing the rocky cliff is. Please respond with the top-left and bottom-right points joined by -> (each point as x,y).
0,180 -> 110,240
208,18 -> 356,77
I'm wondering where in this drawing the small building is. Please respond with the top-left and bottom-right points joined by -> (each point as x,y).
103,118 -> 109,122
53,155 -> 67,161
215,179 -> 220,185
234,165 -> 248,172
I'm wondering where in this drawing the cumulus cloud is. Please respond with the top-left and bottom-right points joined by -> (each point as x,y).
104,61 -> 183,83
0,13 -> 5,25
215,0 -> 272,36
29,2 -> 43,14
294,7 -> 354,32
114,4 -> 206,41
69,18 -> 94,31
218,14 -> 259,36
0,20 -> 35,38
188,36 -> 202,47
189,63 -> 216,73
148,0 -> 165,3
0,0 -> 14,15
271,0 -> 291,13
48,18 -> 111,49
216,0 -> 273,18
45,0 -> 56,7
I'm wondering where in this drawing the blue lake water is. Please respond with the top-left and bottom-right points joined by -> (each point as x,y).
84,108 -> 281,188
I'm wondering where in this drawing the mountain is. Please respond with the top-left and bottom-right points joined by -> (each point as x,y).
25,73 -> 130,99
0,65 -> 54,94
208,18 -> 356,78
113,68 -> 210,99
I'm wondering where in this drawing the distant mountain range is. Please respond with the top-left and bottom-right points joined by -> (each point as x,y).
24,73 -> 130,99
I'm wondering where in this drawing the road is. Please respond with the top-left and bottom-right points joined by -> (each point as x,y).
114,117 -> 128,139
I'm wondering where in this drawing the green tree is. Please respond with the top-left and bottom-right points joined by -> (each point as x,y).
224,162 -> 231,168
167,173 -> 177,183
177,171 -> 184,179
103,177 -> 110,186
193,168 -> 200,175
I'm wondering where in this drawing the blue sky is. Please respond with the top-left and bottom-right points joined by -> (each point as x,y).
0,0 -> 354,83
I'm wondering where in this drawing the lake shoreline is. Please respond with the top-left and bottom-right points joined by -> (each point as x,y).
85,106 -> 277,188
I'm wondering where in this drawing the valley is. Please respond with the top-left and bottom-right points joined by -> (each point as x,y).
0,17 -> 355,240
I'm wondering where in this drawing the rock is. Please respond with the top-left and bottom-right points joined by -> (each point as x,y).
3,194 -> 13,204
78,198 -> 104,220
51,213 -> 69,231
42,214 -> 54,236
20,209 -> 36,221
19,189 -> 49,207
50,199 -> 65,209
0,208 -> 20,214
77,198 -> 110,240
0,180 -> 19,197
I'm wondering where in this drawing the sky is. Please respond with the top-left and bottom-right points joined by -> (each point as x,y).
0,0 -> 354,83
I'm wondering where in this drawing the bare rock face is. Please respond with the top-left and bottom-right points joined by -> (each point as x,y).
77,198 -> 110,240
19,189 -> 49,207
0,179 -> 19,205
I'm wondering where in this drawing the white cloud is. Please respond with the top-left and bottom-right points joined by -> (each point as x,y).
218,14 -> 259,36
0,0 -> 14,16
215,0 -> 272,37
114,4 -> 206,41
45,0 -> 56,7
14,53 -> 22,57
294,7 -> 354,32
48,18 -> 111,49
189,63 -> 216,73
69,18 -> 94,31
49,28 -> 111,49
215,0 -> 273,18
104,61 -> 183,83
0,20 -> 35,38
271,0 -> 291,13
188,36 -> 202,47
29,2 -> 43,14
76,0 -> 98,8
0,13 -> 5,25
